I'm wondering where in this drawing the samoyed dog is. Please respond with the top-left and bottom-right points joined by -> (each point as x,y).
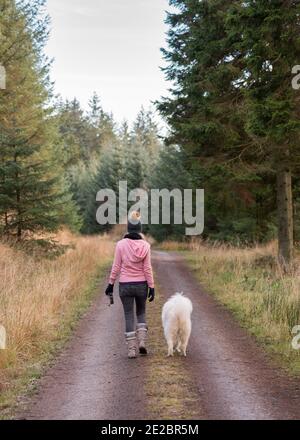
162,293 -> 193,357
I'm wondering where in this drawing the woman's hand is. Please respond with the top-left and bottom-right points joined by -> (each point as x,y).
105,284 -> 114,296
148,287 -> 155,302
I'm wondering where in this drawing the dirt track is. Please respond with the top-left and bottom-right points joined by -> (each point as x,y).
153,251 -> 300,420
19,251 -> 300,420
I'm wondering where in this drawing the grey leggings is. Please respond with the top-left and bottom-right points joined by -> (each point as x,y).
119,282 -> 148,333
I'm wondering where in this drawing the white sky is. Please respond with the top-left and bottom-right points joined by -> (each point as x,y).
45,0 -> 171,124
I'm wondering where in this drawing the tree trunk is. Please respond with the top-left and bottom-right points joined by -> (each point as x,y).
277,167 -> 293,268
15,152 -> 22,241
17,219 -> 22,240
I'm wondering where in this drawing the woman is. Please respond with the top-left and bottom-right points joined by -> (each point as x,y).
105,211 -> 155,359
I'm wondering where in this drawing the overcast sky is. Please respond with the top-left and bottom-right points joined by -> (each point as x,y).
45,0 -> 171,124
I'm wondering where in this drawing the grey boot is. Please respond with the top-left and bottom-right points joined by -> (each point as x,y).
125,331 -> 137,359
137,323 -> 148,355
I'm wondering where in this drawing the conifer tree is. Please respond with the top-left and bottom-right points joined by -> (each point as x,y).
131,108 -> 161,182
147,145 -> 193,241
120,121 -> 146,191
74,107 -> 162,234
0,0 -> 72,239
159,0 -> 300,264
87,92 -> 117,156
227,0 -> 300,265
158,0 -> 244,159
84,141 -> 125,234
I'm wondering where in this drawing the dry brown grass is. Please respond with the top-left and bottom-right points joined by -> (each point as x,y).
0,230 -> 114,413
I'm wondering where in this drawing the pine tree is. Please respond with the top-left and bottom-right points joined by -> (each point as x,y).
84,141 -> 125,234
159,0 -> 300,262
158,0 -> 260,242
88,92 -> 102,127
131,108 -> 161,182
87,92 -> 117,156
227,0 -> 300,265
132,108 -> 161,156
120,121 -> 145,191
57,93 -> 117,168
0,0 -> 69,239
158,0 -> 244,159
147,145 -> 193,241
78,109 -> 162,234
57,98 -> 92,166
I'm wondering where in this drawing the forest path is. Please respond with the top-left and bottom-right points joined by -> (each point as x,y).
19,251 -> 300,420
152,251 -> 300,420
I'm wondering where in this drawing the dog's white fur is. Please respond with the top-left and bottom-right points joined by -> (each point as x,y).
162,292 -> 193,357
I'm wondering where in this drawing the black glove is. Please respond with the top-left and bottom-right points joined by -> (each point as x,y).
105,284 -> 114,296
148,287 -> 155,302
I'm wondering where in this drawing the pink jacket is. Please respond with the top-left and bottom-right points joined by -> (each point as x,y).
109,238 -> 154,288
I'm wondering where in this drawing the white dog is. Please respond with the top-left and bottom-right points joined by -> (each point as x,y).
162,293 -> 193,357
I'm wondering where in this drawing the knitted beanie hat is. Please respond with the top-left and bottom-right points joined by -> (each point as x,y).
128,211 -> 142,233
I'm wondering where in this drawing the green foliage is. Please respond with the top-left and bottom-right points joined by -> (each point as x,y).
4,0 -> 299,246
227,0 -> 300,161
157,0 -> 300,245
84,142 -> 125,234
146,145 -> 193,241
0,0 -> 77,238
56,93 -> 116,167
79,108 -> 162,234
